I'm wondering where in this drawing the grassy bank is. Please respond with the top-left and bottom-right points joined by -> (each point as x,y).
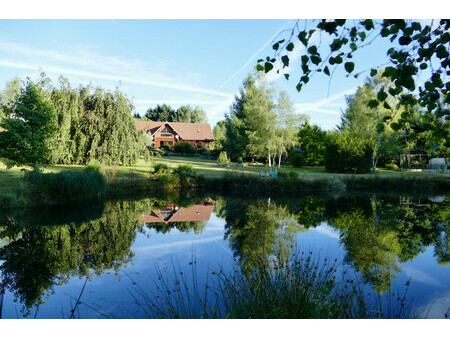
1,156 -> 448,208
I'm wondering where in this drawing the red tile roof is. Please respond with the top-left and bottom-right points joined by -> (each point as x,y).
135,120 -> 214,141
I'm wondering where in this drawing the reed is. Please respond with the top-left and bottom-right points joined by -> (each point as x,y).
104,251 -> 413,319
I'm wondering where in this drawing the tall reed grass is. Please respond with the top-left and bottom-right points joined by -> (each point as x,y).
96,251 -> 413,319
23,168 -> 106,204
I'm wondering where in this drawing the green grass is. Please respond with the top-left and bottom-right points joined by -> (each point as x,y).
1,156 -> 448,205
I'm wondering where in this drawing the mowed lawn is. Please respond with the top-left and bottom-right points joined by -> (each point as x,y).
1,155 -> 447,195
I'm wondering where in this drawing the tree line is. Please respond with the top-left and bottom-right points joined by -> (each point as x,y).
141,103 -> 208,123
213,71 -> 448,173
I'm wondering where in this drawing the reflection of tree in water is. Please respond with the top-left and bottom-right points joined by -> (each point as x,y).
219,193 -> 448,293
222,198 -> 305,275
324,195 -> 449,293
0,199 -> 152,315
148,221 -> 207,234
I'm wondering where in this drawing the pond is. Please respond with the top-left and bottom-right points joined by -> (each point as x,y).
0,192 -> 448,318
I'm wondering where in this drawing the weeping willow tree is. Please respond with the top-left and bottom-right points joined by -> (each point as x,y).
1,74 -> 143,166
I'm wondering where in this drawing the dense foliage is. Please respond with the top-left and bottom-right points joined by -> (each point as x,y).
218,73 -> 304,165
0,79 -> 56,167
144,104 -> 208,123
23,168 -> 106,204
325,130 -> 374,174
0,75 -> 143,167
288,121 -> 327,166
173,141 -> 195,154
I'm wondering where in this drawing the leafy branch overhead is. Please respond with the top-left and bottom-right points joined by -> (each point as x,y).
257,19 -> 449,150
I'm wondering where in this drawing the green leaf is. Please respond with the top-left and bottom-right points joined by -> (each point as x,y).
390,122 -> 401,131
370,69 -> 377,77
284,74 -> 290,80
257,59 -> 263,63
310,55 -> 321,65
399,35 -> 412,45
296,83 -> 303,92
324,66 -> 330,76
368,99 -> 379,108
344,62 -> 355,73
256,64 -> 264,72
300,76 -> 309,84
281,55 -> 289,67
264,62 -> 273,73
286,42 -> 295,51
377,124 -> 385,133
298,31 -> 308,46
307,45 -> 318,55
383,101 -> 391,110
272,42 -> 279,50
301,55 -> 309,64
350,42 -> 357,51
377,89 -> 388,102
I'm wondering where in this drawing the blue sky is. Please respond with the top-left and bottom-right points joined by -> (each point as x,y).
0,19 -> 401,129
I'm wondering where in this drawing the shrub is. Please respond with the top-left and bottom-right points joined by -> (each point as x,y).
85,159 -> 103,173
23,168 -> 106,204
385,163 -> 399,171
173,141 -> 195,154
217,151 -> 229,164
324,131 -> 373,174
236,157 -> 244,164
173,164 -> 196,179
153,163 -> 169,175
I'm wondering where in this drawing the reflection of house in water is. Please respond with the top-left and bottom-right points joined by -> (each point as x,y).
140,201 -> 214,224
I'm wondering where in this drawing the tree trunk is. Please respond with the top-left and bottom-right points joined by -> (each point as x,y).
373,134 -> 382,173
278,150 -> 282,168
268,148 -> 271,167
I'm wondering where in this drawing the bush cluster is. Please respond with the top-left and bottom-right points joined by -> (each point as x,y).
324,131 -> 373,174
173,141 -> 195,154
217,151 -> 229,164
24,168 -> 106,204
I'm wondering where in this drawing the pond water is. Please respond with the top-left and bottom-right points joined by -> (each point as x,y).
0,192 -> 448,318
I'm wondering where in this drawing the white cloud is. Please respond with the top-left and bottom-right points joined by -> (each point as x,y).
0,39 -> 233,99
294,87 -> 356,117
134,235 -> 225,253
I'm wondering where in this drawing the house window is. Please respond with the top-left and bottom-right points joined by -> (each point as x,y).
162,141 -> 173,147
161,127 -> 172,137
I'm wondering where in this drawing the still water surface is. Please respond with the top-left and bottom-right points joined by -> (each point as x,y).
0,192 -> 448,318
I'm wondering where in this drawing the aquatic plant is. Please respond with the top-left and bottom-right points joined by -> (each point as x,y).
98,251 -> 413,319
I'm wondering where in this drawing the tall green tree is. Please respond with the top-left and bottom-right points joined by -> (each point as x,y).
288,120 -> 327,166
226,73 -> 277,164
273,91 -> 306,167
0,80 -> 56,168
